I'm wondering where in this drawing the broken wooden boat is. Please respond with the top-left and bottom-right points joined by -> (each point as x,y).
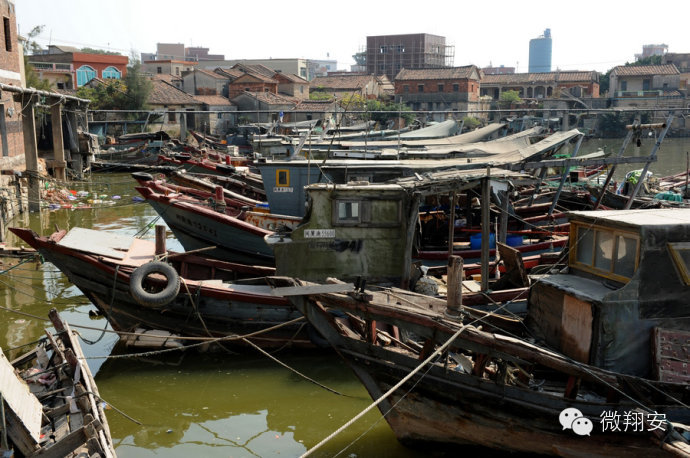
277,207 -> 690,456
1,309 -> 116,457
9,227 -> 311,349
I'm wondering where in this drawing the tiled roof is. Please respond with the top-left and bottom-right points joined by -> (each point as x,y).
235,63 -> 277,78
233,91 -> 297,105
148,80 -> 202,105
195,68 -> 228,80
310,74 -> 375,90
150,73 -> 182,83
232,71 -> 277,84
612,64 -> 679,76
291,100 -> 336,112
276,72 -> 309,84
481,71 -> 598,84
214,67 -> 244,79
395,66 -> 478,81
194,95 -> 234,106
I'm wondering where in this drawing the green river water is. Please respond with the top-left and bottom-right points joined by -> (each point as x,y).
1,136 -> 689,457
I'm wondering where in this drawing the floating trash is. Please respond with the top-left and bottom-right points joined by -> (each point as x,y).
99,194 -> 108,199
77,191 -> 89,198
132,196 -> 145,203
112,195 -> 121,200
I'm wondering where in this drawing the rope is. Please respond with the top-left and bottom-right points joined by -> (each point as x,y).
242,337 -> 351,397
300,322 -> 471,457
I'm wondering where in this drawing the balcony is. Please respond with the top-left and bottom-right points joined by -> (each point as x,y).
29,62 -> 72,73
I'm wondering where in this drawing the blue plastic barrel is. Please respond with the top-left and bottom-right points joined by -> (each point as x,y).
470,233 -> 496,250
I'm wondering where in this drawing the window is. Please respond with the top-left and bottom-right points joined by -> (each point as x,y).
379,45 -> 388,54
621,81 -> 627,91
668,242 -> 690,285
168,109 -> 177,123
417,84 -> 424,93
102,66 -> 121,79
76,65 -> 97,86
276,169 -> 289,187
175,67 -> 180,75
157,67 -> 162,74
643,79 -> 651,91
453,83 -> 459,92
438,83 -> 444,92
217,113 -> 223,119
338,201 -> 359,221
403,85 -> 409,93
571,223 -> 639,282
300,86 -> 304,94
3,17 -> 11,52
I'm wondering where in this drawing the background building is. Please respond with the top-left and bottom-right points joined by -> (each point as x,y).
528,29 -> 552,73
29,45 -> 128,89
365,33 -> 454,81
635,44 -> 668,61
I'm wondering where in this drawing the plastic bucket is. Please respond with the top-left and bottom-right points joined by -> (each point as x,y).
470,233 -> 495,250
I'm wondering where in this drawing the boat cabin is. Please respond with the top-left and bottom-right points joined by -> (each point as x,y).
528,208 -> 690,378
267,168 -> 531,286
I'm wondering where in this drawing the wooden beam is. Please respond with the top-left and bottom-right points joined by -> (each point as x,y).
50,104 -> 66,181
21,94 -> 40,212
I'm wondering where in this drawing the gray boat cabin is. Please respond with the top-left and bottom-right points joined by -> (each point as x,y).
528,208 -> 690,378
267,168 -> 531,286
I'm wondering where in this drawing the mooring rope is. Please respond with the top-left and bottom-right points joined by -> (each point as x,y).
300,322 -> 472,457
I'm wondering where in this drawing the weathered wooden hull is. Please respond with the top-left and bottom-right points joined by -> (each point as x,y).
137,187 -> 275,265
284,284 -> 690,456
10,229 -> 309,348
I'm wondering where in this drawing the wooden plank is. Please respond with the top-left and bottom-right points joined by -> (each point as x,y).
0,348 -> 42,447
271,283 -> 354,296
560,295 -> 592,363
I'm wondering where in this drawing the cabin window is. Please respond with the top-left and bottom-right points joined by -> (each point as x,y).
338,201 -> 359,221
667,242 -> 690,286
276,169 -> 289,187
571,223 -> 639,282
453,83 -> 459,92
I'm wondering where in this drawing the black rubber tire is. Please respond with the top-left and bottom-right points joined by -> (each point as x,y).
129,261 -> 180,307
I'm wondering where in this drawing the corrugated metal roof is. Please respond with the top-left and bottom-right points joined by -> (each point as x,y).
612,64 -> 679,76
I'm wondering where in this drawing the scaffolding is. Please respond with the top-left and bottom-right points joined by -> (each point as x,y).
364,34 -> 455,81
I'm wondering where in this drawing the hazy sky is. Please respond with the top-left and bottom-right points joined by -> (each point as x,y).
15,0 -> 689,73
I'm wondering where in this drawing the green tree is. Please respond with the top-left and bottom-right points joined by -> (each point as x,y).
462,116 -> 481,130
19,25 -> 52,91
365,99 -> 415,125
122,56 -> 151,111
80,47 -> 122,56
76,54 -> 151,111
498,90 -> 522,108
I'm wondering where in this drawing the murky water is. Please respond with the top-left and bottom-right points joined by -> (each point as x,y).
0,173 -> 422,457
1,137 -> 689,457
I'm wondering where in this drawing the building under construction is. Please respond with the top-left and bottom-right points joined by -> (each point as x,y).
364,33 -> 454,81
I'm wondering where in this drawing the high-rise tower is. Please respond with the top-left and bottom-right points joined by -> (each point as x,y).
529,29 -> 552,73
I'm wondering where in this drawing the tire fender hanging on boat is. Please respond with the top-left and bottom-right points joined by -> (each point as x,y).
129,261 -> 180,307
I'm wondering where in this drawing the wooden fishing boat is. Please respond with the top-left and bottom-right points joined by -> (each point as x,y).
1,309 -> 116,457
9,227 -> 310,349
277,207 -> 690,456
166,169 -> 266,201
133,178 -> 301,266
157,153 -> 251,175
